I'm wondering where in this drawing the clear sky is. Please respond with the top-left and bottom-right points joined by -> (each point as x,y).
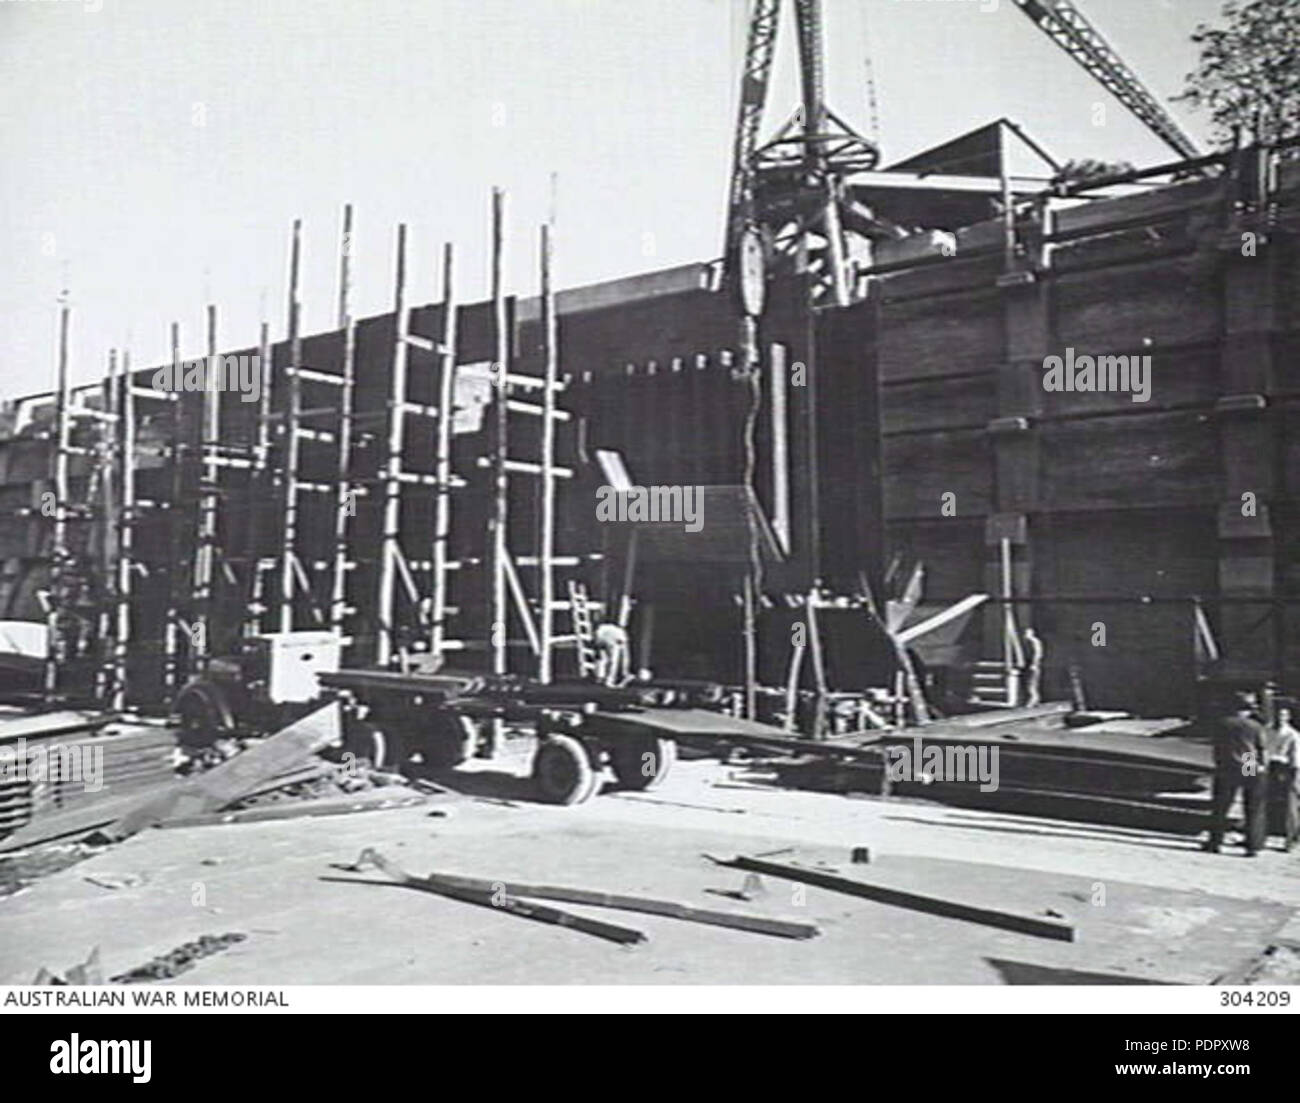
0,0 -> 1228,398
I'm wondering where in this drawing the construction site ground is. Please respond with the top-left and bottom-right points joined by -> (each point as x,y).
3,737 -> 1298,986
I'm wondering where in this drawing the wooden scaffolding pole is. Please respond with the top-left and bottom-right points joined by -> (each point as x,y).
278,219 -> 304,633
430,241 -> 458,662
490,189 -> 509,680
192,303 -> 220,667
95,347 -> 120,704
243,317 -> 273,637
44,295 -> 71,699
163,321 -> 182,694
112,348 -> 136,710
538,221 -> 557,683
376,223 -> 410,668
330,203 -> 357,637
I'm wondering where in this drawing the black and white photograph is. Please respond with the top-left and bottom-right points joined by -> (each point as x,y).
1,0 -> 1299,1061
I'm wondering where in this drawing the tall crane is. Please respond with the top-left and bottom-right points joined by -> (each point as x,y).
1010,0 -> 1201,160
724,0 -> 881,307
723,0 -> 1201,305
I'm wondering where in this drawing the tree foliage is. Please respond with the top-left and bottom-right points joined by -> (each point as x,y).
1174,0 -> 1300,148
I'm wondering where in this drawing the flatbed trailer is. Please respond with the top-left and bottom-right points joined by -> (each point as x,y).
314,668 -> 882,805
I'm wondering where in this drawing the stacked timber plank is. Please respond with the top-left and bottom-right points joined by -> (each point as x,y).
0,709 -> 176,848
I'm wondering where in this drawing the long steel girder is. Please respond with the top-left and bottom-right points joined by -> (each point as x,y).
1012,0 -> 1200,160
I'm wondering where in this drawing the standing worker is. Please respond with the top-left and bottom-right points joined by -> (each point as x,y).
1205,690 -> 1269,856
1269,701 -> 1299,852
592,621 -> 630,687
1021,627 -> 1044,708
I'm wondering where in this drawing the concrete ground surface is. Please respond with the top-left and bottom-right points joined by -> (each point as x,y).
3,739 -> 1298,985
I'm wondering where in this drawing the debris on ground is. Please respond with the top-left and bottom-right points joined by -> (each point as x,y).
331,849 -> 646,945
109,933 -> 248,983
0,842 -> 99,898
706,853 -> 1076,942
331,847 -> 821,942
31,946 -> 103,985
83,871 -> 147,891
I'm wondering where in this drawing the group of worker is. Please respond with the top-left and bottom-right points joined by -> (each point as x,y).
1207,689 -> 1299,856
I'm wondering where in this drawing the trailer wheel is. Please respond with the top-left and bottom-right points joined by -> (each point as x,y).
369,726 -> 408,772
610,736 -> 676,791
533,734 -> 598,805
424,714 -> 478,770
174,680 -> 237,750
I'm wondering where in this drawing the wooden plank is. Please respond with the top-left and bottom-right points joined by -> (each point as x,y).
159,790 -> 428,828
0,787 -> 148,852
1037,344 -> 1217,418
1040,412 -> 1218,511
881,374 -> 995,435
0,710 -> 112,744
336,849 -> 646,946
1055,256 -> 1220,349
939,702 -> 1072,728
407,870 -> 819,940
713,854 -> 1075,941
106,701 -> 341,839
876,292 -> 1002,381
1052,178 -> 1220,238
884,430 -> 991,520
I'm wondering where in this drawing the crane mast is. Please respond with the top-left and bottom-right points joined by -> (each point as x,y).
724,0 -> 1201,305
724,0 -> 881,306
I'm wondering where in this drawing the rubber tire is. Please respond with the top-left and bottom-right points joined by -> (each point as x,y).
174,682 -> 235,750
610,736 -> 676,792
533,734 -> 598,805
423,714 -> 478,770
371,726 -> 409,772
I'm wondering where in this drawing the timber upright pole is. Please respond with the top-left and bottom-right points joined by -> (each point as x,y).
376,223 -> 410,668
44,296 -> 71,701
538,222 -> 557,684
279,219 -> 304,634
431,242 -> 457,664
113,349 -> 136,711
192,304 -> 220,670
243,317 -> 273,637
999,121 -> 1016,268
330,204 -> 357,638
486,189 -> 509,755
163,322 -> 182,695
96,348 -> 120,704
490,189 -> 509,683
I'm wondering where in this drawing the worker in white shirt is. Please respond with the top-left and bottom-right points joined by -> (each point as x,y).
1022,627 -> 1044,708
593,621 -> 630,687
1269,703 -> 1299,851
